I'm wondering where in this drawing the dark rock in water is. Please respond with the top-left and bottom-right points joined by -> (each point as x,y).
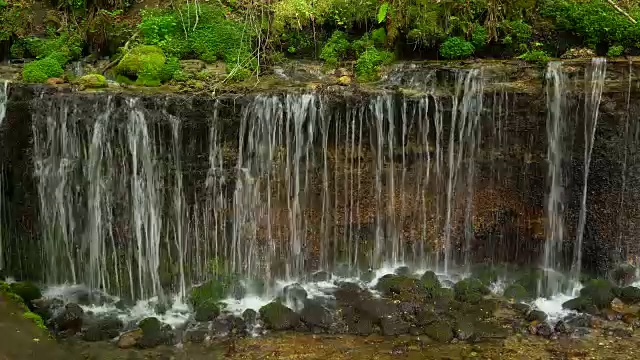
554,320 -> 571,334
194,299 -> 220,322
242,309 -> 258,326
334,282 -> 368,306
503,284 -> 529,301
616,286 -> 640,305
577,279 -> 616,309
83,316 -> 124,342
611,264 -> 636,286
282,283 -> 308,311
423,320 -> 454,343
259,302 -> 300,330
301,300 -> 333,331
526,310 -> 548,323
311,271 -> 332,282
421,271 -> 442,298
454,318 -> 474,341
211,315 -> 246,337
53,303 -> 84,334
453,278 -> 490,304
137,317 -> 173,348
535,322 -> 554,338
9,282 -> 42,307
380,315 -> 410,336
346,317 -> 374,335
562,297 -> 599,314
565,314 -> 592,328
356,298 -> 397,323
395,266 -> 411,276
31,297 -> 63,322
184,324 -> 209,343
375,274 -> 420,299
511,302 -> 531,314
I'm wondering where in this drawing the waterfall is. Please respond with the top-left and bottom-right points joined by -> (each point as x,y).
0,80 -> 7,125
542,61 -> 568,296
0,80 -> 6,272
572,58 -> 606,282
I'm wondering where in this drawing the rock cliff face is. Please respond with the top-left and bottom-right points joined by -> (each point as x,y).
0,59 -> 638,300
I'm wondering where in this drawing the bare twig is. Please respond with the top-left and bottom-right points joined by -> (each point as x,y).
100,31 -> 140,74
605,0 -> 637,24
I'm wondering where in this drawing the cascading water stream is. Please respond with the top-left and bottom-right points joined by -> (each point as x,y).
0,80 -> 6,272
541,61 -> 568,296
572,58 -> 606,283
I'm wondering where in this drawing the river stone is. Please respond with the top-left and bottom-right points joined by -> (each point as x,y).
31,297 -> 63,321
380,315 -> 410,336
526,310 -> 548,323
356,298 -> 398,323
194,299 -> 220,322
242,309 -> 257,326
536,322 -> 554,337
554,320 -> 571,334
259,302 -> 300,330
301,300 -> 333,331
184,324 -> 209,343
346,317 -> 374,335
453,278 -> 490,304
454,318 -> 474,341
117,329 -> 143,349
83,316 -> 124,341
137,317 -> 173,348
617,286 -> 640,304
282,283 -> 307,311
53,303 -> 84,333
423,320 -> 454,343
334,282 -> 367,306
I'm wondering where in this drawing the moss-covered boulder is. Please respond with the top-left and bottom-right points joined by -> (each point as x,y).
194,299 -> 221,322
83,316 -> 123,341
616,286 -> 640,305
579,279 -> 616,309
189,278 -> 232,309
78,74 -> 107,89
137,317 -> 173,348
115,45 -> 166,86
9,282 -> 42,307
259,302 -> 300,330
453,278 -> 490,304
503,283 -> 529,301
421,271 -> 442,297
375,274 -> 421,299
423,319 -> 454,343
525,310 -> 548,323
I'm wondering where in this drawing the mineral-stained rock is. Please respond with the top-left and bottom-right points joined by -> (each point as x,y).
118,329 -> 143,349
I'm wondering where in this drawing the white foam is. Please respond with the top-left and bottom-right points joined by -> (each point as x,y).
532,293 -> 576,323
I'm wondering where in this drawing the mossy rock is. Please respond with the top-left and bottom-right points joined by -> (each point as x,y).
258,302 -> 300,330
421,271 -> 441,295
526,310 -> 548,323
561,296 -> 598,314
189,277 -> 234,308
375,274 -> 421,299
9,282 -> 42,307
579,279 -> 616,309
471,264 -> 500,286
137,317 -> 171,348
423,319 -> 454,343
22,57 -> 64,83
503,284 -> 529,301
616,286 -> 640,305
453,278 -> 490,304
116,45 -> 166,82
194,299 -> 221,322
78,74 -> 107,89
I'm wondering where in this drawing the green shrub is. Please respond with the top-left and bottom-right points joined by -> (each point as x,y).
371,27 -> 387,47
518,49 -> 551,64
499,20 -> 532,49
320,30 -> 350,67
355,47 -> 394,82
23,32 -> 83,63
471,25 -> 488,50
439,37 -> 475,59
159,57 -> 181,82
352,33 -> 374,58
22,57 -> 64,83
607,45 -> 624,57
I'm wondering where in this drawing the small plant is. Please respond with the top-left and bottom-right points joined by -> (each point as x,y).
471,25 -> 488,50
518,49 -> 551,64
439,37 -> 475,60
320,30 -> 350,67
607,45 -> 624,57
355,47 -> 394,82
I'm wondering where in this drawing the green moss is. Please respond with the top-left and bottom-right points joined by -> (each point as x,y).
194,299 -> 221,322
9,282 -> 42,306
355,47 -> 393,82
503,284 -> 529,301
116,45 -> 166,80
78,74 -> 107,88
320,30 -> 350,67
22,311 -> 46,330
518,49 -> 551,64
579,279 -> 615,309
22,33 -> 83,63
439,37 -> 475,60
453,278 -> 490,304
159,57 -> 181,82
22,57 -> 65,83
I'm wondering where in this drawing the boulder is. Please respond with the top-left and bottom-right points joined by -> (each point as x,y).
117,329 -> 143,349
526,310 -> 548,323
380,315 -> 410,336
578,279 -> 616,309
535,322 -> 554,337
194,299 -> 220,322
453,278 -> 490,304
282,283 -> 307,311
346,317 -> 374,335
52,303 -> 84,333
617,286 -> 640,305
242,309 -> 258,326
503,284 -> 529,301
31,297 -> 63,321
77,74 -> 107,89
423,320 -> 454,343
356,298 -> 398,323
259,302 -> 300,330
137,317 -> 173,348
183,324 -> 209,343
83,316 -> 123,341
301,300 -> 333,331
9,282 -> 42,307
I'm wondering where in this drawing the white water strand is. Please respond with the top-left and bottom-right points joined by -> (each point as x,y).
0,80 -> 7,125
541,61 -> 568,296
572,58 -> 606,282
127,99 -> 164,300
0,80 -> 6,271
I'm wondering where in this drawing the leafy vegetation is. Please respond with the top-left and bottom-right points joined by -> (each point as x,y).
4,0 -> 640,86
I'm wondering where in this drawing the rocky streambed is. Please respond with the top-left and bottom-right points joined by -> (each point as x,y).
2,265 -> 640,359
